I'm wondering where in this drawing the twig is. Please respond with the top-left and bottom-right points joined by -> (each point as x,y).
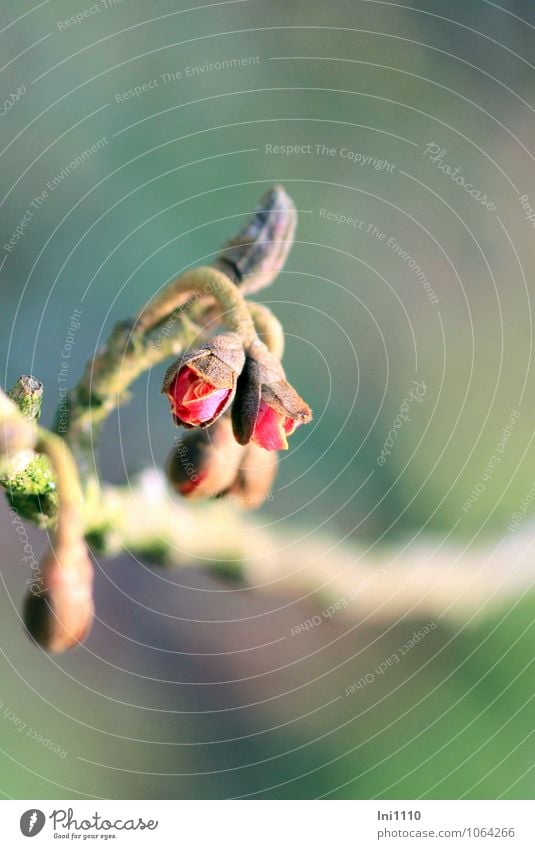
92,469 -> 528,622
135,266 -> 257,345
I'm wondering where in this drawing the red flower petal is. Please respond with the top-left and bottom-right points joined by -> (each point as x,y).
169,367 -> 230,426
252,401 -> 298,451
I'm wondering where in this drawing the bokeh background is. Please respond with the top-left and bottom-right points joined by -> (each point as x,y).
0,0 -> 534,799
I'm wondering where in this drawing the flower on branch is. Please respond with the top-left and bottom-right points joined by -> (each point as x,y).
162,333 -> 245,428
0,185 -> 317,653
232,341 -> 312,451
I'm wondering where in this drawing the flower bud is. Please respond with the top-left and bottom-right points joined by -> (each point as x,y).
162,333 -> 245,428
225,443 -> 278,510
232,342 -> 312,451
23,537 -> 94,653
167,416 -> 244,499
8,375 -> 43,421
215,185 -> 297,295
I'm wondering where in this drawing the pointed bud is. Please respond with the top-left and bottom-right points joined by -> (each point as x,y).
225,443 -> 278,510
215,185 -> 297,295
232,341 -> 312,450
23,538 -> 94,653
167,416 -> 244,499
8,375 -> 43,421
162,333 -> 245,428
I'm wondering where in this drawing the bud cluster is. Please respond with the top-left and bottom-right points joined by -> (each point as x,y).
162,329 -> 312,508
2,186 -> 310,656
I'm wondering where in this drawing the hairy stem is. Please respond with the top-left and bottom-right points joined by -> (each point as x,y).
248,302 -> 285,359
56,312 -> 202,464
91,470 -> 525,622
35,429 -> 84,547
135,266 -> 257,345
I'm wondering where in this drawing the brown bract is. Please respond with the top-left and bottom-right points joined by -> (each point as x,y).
215,185 -> 297,296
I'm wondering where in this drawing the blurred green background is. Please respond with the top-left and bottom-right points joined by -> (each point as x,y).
0,0 -> 533,799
